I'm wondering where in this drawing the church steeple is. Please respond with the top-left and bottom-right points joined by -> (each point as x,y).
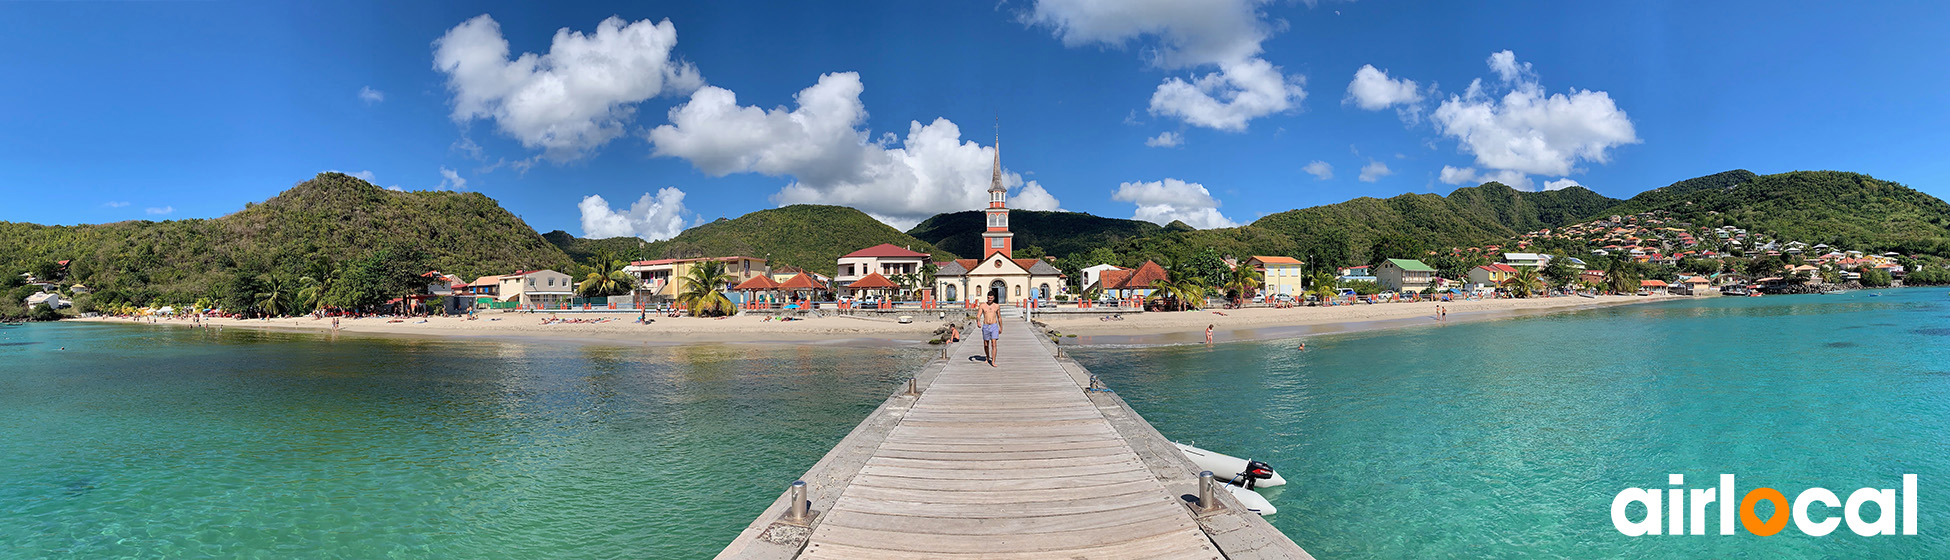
989,132 -> 1004,194
982,131 -> 1013,259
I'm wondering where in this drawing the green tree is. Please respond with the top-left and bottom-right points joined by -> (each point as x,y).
1859,267 -> 1893,287
576,250 -> 635,297
1604,259 -> 1641,294
1541,257 -> 1580,289
1222,264 -> 1263,304
256,274 -> 294,316
30,303 -> 61,321
1307,271 -> 1339,304
1183,248 -> 1230,288
1367,234 -> 1431,271
1501,266 -> 1543,298
676,259 -> 738,317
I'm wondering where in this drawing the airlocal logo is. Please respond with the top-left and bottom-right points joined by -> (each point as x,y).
1612,474 -> 1917,536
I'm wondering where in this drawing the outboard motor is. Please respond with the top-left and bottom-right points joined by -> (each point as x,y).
1232,460 -> 1276,490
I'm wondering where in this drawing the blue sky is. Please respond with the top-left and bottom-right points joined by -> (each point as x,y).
3,1 -> 1946,239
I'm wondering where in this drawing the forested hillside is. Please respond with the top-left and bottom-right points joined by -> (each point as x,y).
0,172 -> 569,306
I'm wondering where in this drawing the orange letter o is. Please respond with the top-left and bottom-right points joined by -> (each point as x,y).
1740,488 -> 1790,536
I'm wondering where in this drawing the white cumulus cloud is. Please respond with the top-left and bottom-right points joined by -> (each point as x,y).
1112,178 -> 1237,229
1027,0 -> 1304,132
1432,50 -> 1638,185
433,14 -> 702,161
105,201 -> 130,208
578,188 -> 692,241
646,72 -> 1060,230
1358,160 -> 1393,183
1543,178 -> 1582,191
1344,64 -> 1422,110
1303,160 -> 1333,180
145,206 -> 174,215
1145,131 -> 1183,147
1438,165 -> 1533,190
358,86 -> 385,104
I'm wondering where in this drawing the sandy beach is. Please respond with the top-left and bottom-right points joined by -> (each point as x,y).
72,294 -> 1684,346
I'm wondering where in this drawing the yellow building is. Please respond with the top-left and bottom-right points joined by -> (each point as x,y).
1244,256 -> 1305,295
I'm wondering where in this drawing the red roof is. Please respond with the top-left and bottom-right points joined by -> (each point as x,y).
842,243 -> 930,259
1114,261 -> 1169,290
1250,256 -> 1304,265
1096,269 -> 1131,290
733,275 -> 780,290
1476,263 -> 1518,273
846,272 -> 900,289
777,272 -> 828,290
1641,279 -> 1669,287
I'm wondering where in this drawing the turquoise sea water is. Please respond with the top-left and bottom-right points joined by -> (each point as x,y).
0,325 -> 929,558
5,290 -> 1948,558
1070,288 -> 1950,558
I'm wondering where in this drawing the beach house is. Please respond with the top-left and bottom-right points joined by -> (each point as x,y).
1245,256 -> 1305,296
836,245 -> 929,297
626,256 -> 771,302
1502,252 -> 1550,268
1467,263 -> 1518,292
1640,279 -> 1670,295
1095,260 -> 1167,301
1375,259 -> 1436,293
1336,265 -> 1377,284
499,269 -> 574,308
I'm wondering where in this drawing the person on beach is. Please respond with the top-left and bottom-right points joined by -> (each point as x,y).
948,323 -> 960,343
978,295 -> 1001,366
1206,324 -> 1214,345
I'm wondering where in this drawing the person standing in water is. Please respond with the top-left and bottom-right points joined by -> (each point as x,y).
977,295 -> 1002,366
1206,324 -> 1214,345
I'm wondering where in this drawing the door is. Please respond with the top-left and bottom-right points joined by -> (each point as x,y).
989,280 -> 1007,303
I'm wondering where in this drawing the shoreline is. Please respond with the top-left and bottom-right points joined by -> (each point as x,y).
68,294 -> 1688,348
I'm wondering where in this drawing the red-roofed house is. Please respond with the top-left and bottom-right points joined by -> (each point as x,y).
836,244 -> 930,297
1467,263 -> 1519,290
1640,279 -> 1670,295
1244,256 -> 1304,296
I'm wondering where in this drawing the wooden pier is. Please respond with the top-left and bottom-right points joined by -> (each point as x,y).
716,329 -> 1311,559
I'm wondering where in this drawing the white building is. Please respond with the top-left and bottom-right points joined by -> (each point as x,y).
499,269 -> 575,308
836,244 -> 930,297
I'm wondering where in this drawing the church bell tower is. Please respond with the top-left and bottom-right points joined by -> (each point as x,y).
982,135 -> 1014,260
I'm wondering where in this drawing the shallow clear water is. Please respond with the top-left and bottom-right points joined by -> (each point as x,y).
1070,288 -> 1950,557
0,324 -> 928,558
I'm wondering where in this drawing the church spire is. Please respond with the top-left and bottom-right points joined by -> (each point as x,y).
989,129 -> 1004,193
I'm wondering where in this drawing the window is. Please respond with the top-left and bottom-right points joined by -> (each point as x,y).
991,238 -> 1004,248
1014,285 -> 1021,296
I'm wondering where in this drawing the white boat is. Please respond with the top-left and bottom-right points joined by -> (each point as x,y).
1174,442 -> 1286,487
1221,483 -> 1277,515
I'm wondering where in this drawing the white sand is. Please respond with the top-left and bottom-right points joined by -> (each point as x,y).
74,294 -> 1685,345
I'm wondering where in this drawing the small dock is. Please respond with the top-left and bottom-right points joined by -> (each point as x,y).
717,328 -> 1310,559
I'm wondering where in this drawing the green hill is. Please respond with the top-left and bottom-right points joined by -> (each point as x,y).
589,204 -> 952,275
1247,184 -> 1622,266
0,172 -> 570,305
1597,170 -> 1950,256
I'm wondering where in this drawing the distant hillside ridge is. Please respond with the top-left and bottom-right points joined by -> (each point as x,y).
0,172 -> 571,304
1595,170 -> 1950,256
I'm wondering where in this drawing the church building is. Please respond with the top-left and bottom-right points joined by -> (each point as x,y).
934,138 -> 1064,304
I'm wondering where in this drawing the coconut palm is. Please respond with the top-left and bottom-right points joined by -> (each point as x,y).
1223,265 -> 1264,305
676,259 -> 738,317
1308,271 -> 1339,305
578,250 -> 635,297
1150,263 -> 1209,311
255,273 -> 293,316
1604,259 -> 1641,295
1501,266 -> 1543,298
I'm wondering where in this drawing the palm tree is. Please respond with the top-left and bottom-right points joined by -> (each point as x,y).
920,262 -> 939,299
255,273 -> 292,316
1223,265 -> 1264,305
1308,271 -> 1339,305
295,275 -> 326,313
1604,259 -> 1640,295
1150,263 -> 1209,311
1501,267 -> 1543,298
578,250 -> 635,297
676,259 -> 738,317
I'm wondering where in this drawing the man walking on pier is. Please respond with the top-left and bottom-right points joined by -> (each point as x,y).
978,295 -> 1002,366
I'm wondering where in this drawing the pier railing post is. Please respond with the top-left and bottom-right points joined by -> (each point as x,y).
785,480 -> 811,523
906,377 -> 919,396
1198,471 -> 1220,513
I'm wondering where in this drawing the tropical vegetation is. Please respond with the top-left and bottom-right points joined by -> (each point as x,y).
675,260 -> 738,317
